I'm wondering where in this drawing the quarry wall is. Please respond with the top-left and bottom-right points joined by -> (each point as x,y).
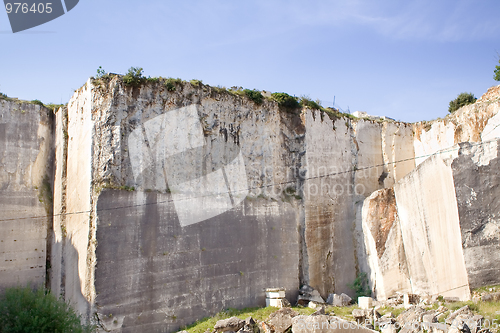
1,79 -> 500,332
0,99 -> 54,291
362,86 -> 500,300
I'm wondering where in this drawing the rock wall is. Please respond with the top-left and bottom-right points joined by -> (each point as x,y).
302,114 -> 414,298
48,77 -> 420,331
362,188 -> 411,301
0,99 -> 54,291
2,77 -> 500,332
394,152 -> 470,300
48,78 -> 306,332
362,86 -> 500,301
413,86 -> 500,166
452,140 -> 500,289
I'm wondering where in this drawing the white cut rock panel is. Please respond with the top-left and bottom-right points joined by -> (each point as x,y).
394,152 -> 470,300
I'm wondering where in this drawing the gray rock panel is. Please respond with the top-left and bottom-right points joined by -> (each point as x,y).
94,189 -> 299,333
452,141 -> 500,288
0,100 -> 54,291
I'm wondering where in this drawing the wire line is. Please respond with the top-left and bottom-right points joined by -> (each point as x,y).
0,139 -> 497,222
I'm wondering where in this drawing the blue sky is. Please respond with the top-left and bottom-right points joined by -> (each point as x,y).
1,0 -> 499,122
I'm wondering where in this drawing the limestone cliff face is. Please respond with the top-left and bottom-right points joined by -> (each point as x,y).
362,188 -> 411,301
48,76 -> 421,331
363,86 -> 500,301
413,86 -> 500,166
2,77 -> 500,333
452,140 -> 500,289
53,77 -> 306,332
0,99 -> 54,291
302,113 -> 414,297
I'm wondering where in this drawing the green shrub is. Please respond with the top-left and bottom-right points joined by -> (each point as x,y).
494,59 -> 500,81
165,78 -> 183,92
300,97 -> 321,110
96,66 -> 106,78
123,67 -> 145,87
190,79 -> 203,87
271,92 -> 300,109
0,92 -> 7,100
448,92 -> 477,113
243,89 -> 263,104
0,285 -> 95,332
212,86 -> 228,94
348,272 -> 371,299
146,77 -> 160,83
30,100 -> 44,106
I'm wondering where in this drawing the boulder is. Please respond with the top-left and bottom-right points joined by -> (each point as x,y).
243,317 -> 259,333
404,294 -> 420,308
308,301 -> 324,309
214,317 -> 245,332
311,307 -> 326,316
267,308 -> 298,333
299,285 -> 315,294
380,324 -> 397,333
352,309 -> 368,324
291,315 -> 377,333
396,306 -> 426,326
259,321 -> 273,333
358,297 -> 373,309
297,285 -> 325,305
444,297 -> 461,303
446,306 -> 473,325
327,293 -> 352,306
422,314 -> 438,323
481,292 -> 500,302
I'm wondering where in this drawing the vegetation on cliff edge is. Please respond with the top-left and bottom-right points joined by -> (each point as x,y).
448,92 -> 477,113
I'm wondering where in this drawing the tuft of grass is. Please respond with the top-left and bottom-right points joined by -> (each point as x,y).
300,97 -> 321,110
190,79 -> 203,87
448,301 -> 479,312
212,86 -> 228,94
45,104 -> 66,112
146,77 -> 160,83
30,99 -> 44,107
119,185 -> 135,192
377,305 -> 405,318
473,285 -> 500,295
325,305 -> 359,320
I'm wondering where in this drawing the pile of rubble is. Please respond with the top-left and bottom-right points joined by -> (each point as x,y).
179,286 -> 500,333
352,304 -> 490,333
194,307 -> 374,333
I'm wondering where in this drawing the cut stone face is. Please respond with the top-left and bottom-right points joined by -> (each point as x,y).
128,104 -> 249,226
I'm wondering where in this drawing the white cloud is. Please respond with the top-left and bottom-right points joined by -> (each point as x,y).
258,0 -> 500,42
